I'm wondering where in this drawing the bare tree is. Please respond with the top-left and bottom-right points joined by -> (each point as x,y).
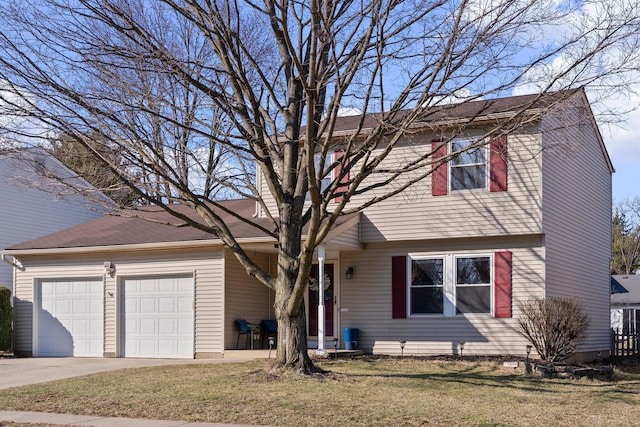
612,199 -> 640,275
0,0 -> 638,372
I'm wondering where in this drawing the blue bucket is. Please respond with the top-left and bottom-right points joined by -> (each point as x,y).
343,327 -> 359,350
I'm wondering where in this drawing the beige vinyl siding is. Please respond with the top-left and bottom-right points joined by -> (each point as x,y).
257,130 -> 543,243
540,100 -> 613,354
327,221 -> 361,249
12,247 -> 223,358
357,131 -> 542,242
339,237 -> 544,356
224,250 -> 275,350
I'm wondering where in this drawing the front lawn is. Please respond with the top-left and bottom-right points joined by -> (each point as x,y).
0,357 -> 638,426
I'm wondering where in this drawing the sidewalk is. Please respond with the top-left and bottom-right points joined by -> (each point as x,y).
0,410 -> 270,427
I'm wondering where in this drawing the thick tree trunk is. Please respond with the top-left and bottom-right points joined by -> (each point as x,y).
270,235 -> 322,374
272,303 -> 318,374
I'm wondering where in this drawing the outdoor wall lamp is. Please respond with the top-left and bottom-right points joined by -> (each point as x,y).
103,261 -> 115,277
458,341 -> 466,359
399,340 -> 406,358
345,266 -> 354,280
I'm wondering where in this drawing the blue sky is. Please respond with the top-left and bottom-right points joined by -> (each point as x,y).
596,94 -> 640,205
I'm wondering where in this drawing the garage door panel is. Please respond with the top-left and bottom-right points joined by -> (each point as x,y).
158,319 -> 175,334
122,276 -> 193,358
140,281 -> 155,293
140,297 -> 156,313
72,299 -> 88,313
38,279 -> 103,357
158,297 -> 175,313
139,318 -> 157,334
158,279 -> 175,292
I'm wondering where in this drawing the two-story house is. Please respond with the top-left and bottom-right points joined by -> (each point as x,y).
3,89 -> 613,360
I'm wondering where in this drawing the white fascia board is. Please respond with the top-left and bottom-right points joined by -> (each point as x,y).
2,236 -> 278,256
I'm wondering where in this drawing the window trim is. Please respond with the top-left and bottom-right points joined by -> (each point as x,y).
407,253 -> 494,318
453,254 -> 493,316
448,138 -> 488,193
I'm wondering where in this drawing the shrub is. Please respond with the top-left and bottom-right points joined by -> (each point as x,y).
0,287 -> 12,352
517,297 -> 589,363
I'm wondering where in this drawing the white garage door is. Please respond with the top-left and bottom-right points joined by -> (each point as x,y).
37,279 -> 104,357
122,276 -> 194,358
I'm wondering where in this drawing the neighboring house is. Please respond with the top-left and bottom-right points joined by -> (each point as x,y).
610,274 -> 640,334
3,89 -> 613,360
0,150 -> 104,293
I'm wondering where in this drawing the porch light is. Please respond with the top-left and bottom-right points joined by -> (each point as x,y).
345,266 -> 354,279
458,341 -> 465,359
399,340 -> 406,358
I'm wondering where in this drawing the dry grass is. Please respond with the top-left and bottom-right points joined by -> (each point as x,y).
1,357 -> 639,426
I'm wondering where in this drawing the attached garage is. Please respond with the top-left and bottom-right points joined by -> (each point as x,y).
121,276 -> 194,358
36,278 -> 104,357
6,200 -> 269,358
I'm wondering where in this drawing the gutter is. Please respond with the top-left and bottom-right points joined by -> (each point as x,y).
1,252 -> 21,269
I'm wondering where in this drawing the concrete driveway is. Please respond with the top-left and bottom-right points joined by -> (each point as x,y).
0,356 -> 257,389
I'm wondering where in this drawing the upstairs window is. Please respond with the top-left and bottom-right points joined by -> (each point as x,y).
306,149 -> 349,203
306,152 -> 333,201
450,140 -> 487,191
432,135 -> 507,196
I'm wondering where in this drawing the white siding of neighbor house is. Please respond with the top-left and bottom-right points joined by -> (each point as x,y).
338,237 -> 545,356
258,129 -> 543,243
12,247 -> 224,358
540,99 -> 613,355
224,250 -> 275,350
0,155 -> 103,292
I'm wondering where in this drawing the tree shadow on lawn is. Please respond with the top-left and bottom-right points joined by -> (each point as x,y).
315,356 -> 640,395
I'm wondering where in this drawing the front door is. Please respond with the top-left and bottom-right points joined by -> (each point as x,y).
308,263 -> 335,338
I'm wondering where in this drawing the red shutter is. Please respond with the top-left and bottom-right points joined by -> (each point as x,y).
392,255 -> 407,319
334,149 -> 348,203
489,134 -> 508,192
494,251 -> 512,318
431,140 -> 448,196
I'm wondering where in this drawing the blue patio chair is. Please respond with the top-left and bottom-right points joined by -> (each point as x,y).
235,319 -> 259,349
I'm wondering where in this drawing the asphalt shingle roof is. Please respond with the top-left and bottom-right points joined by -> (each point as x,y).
6,199 -> 272,250
611,274 -> 640,305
